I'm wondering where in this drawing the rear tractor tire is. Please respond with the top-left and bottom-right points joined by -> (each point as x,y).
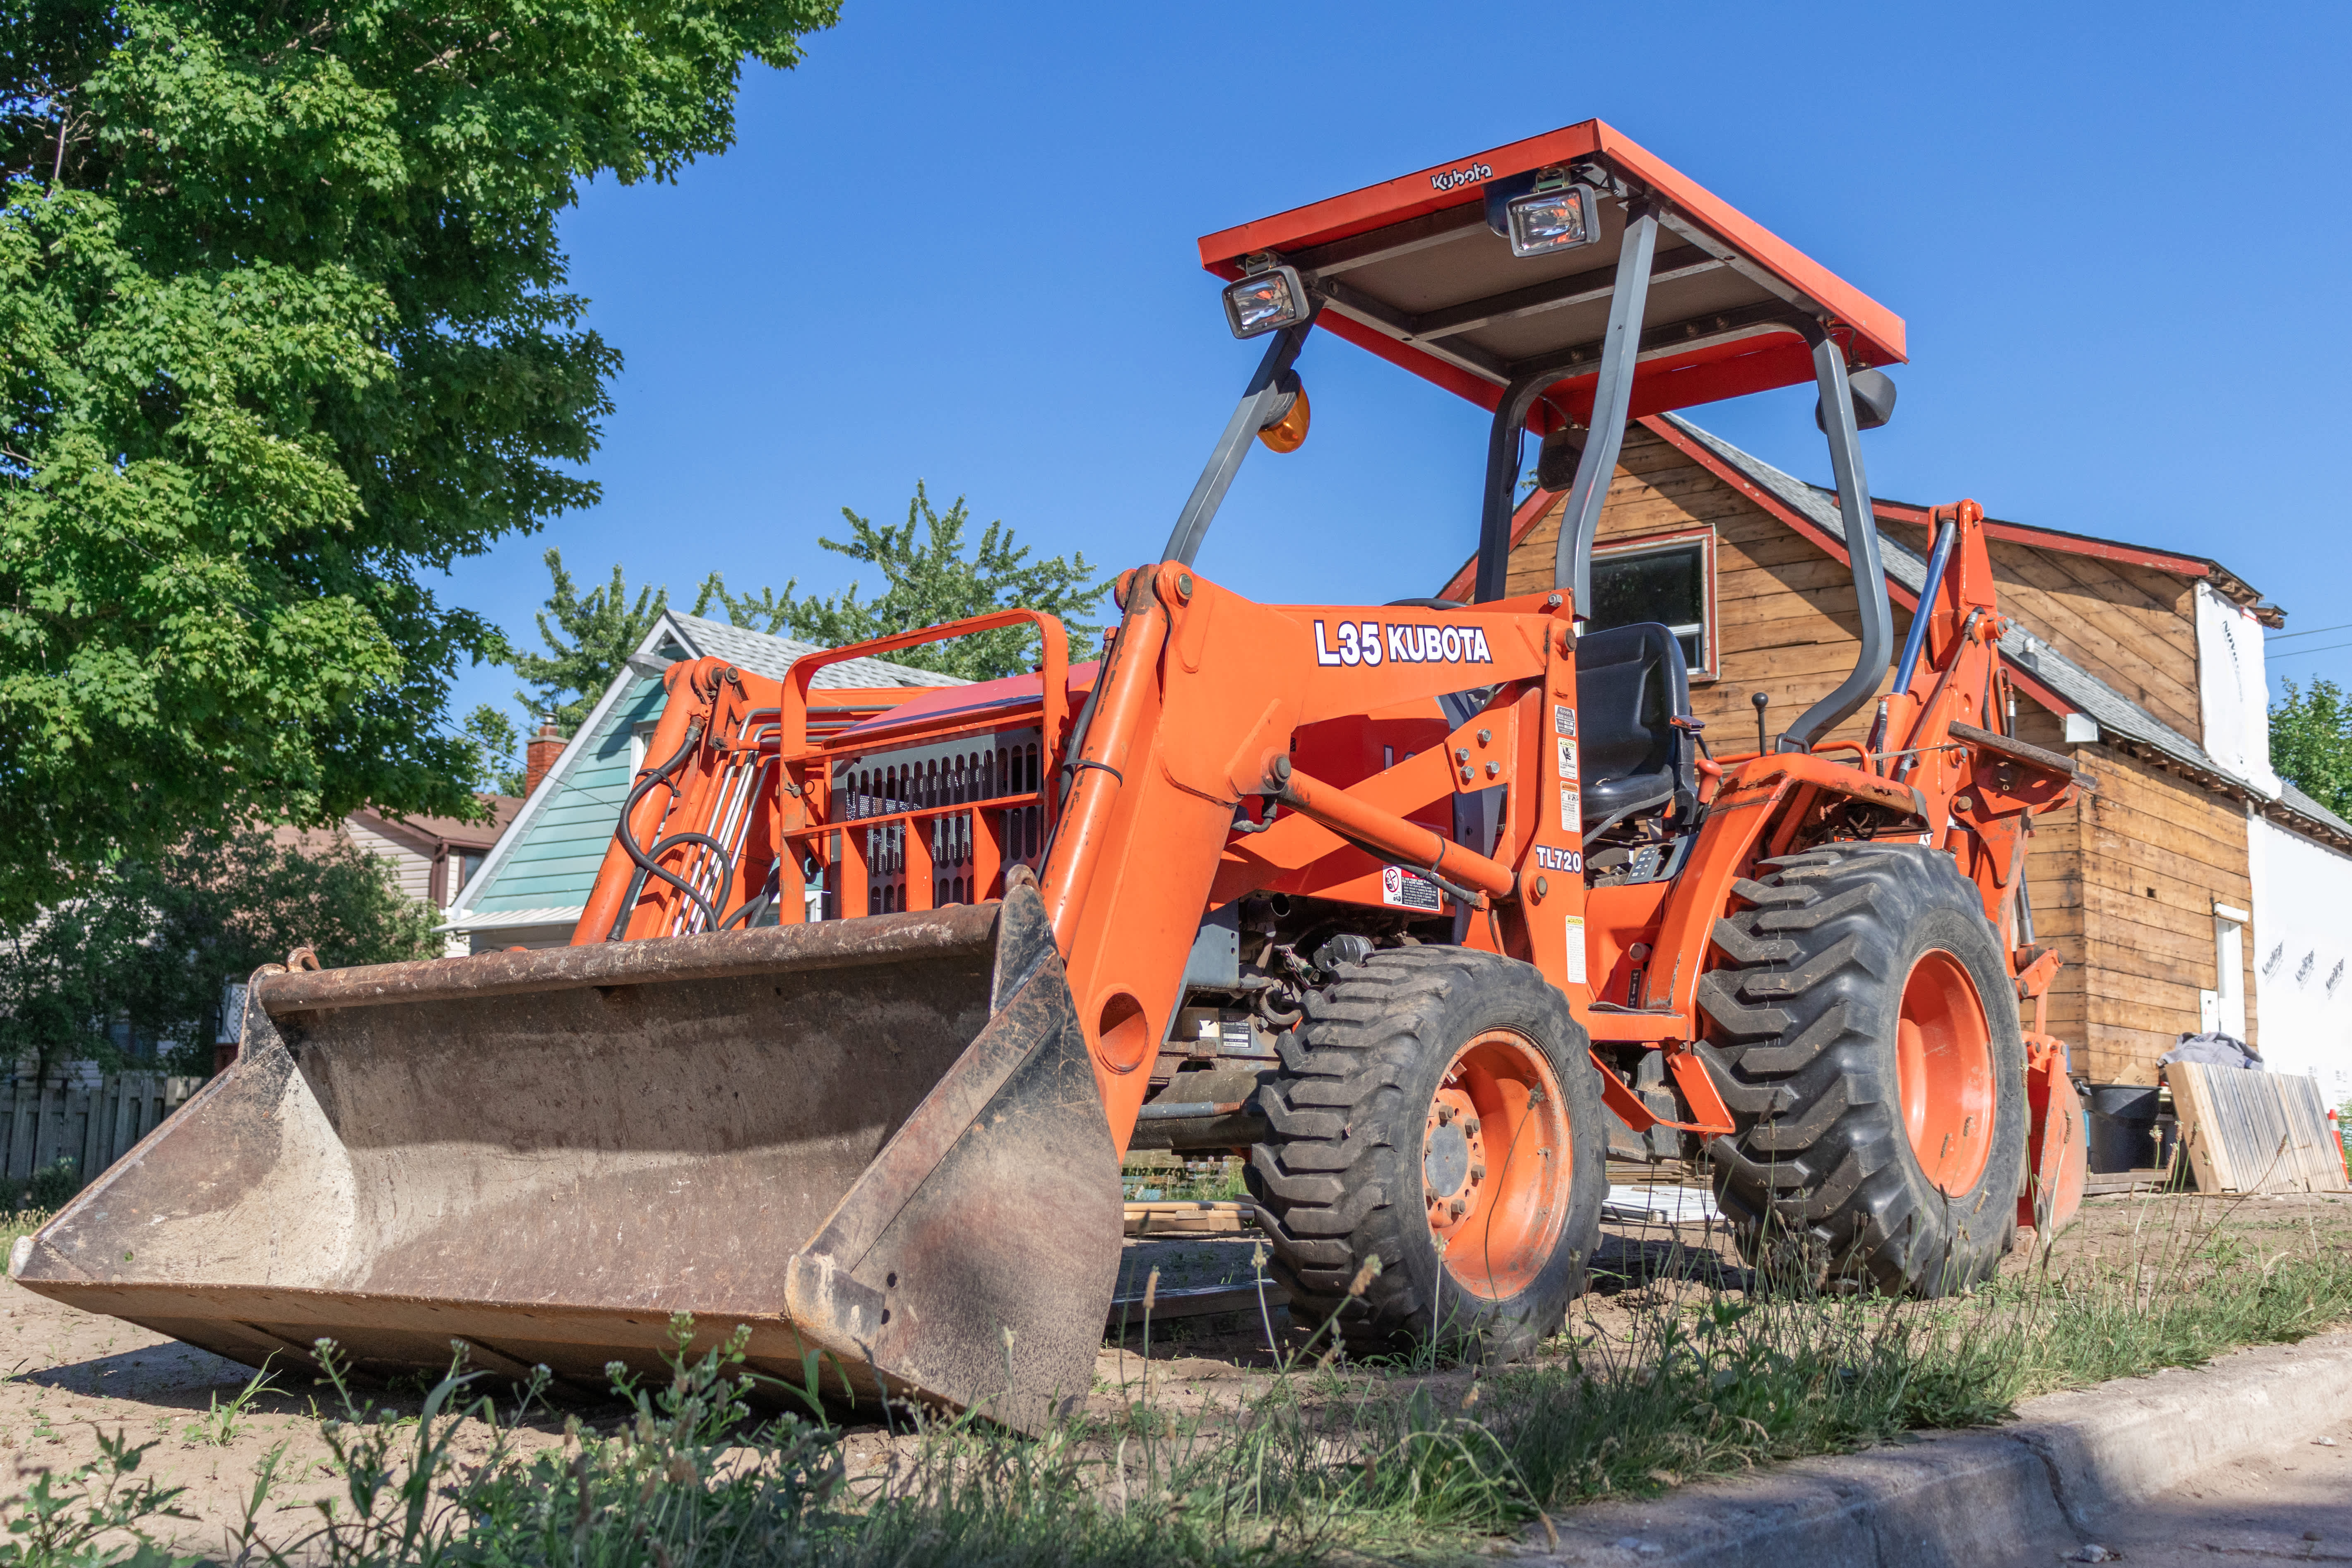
1699,843 -> 2026,1295
1247,948 -> 1607,1362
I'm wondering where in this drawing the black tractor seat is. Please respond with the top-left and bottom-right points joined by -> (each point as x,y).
1572,621 -> 1696,830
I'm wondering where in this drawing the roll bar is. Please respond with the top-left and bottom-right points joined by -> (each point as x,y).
1168,189 -> 1895,756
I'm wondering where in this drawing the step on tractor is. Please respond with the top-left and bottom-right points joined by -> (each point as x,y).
15,122 -> 2093,1433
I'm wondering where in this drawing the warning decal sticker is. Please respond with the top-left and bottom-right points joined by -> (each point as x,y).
1381,865 -> 1443,912
1562,915 -> 1588,984
1554,704 -> 1576,737
1557,737 -> 1578,782
1559,783 -> 1582,832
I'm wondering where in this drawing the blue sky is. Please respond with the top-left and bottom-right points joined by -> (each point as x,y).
438,1 -> 2352,726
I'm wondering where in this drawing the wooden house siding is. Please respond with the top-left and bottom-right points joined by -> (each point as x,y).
1882,523 -> 2203,742
1507,427 -> 1909,753
1495,421 -> 2250,1088
2074,746 -> 2258,1081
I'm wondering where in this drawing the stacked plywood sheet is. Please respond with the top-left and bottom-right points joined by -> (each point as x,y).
2166,1063 -> 2352,1195
1123,1200 -> 1256,1235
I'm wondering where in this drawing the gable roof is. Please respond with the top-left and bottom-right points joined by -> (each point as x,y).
351,798 -> 522,857
443,611 -> 962,938
1650,415 -> 2271,774
1457,414 -> 2348,850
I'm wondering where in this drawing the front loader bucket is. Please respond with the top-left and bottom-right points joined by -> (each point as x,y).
9,882 -> 1121,1435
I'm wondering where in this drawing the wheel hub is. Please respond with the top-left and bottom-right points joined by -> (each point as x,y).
1895,948 -> 1996,1195
1424,1118 -> 1472,1197
1421,1029 -> 1573,1300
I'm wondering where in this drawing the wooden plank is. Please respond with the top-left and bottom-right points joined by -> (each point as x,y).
1984,553 -> 2203,736
1108,1283 -> 1287,1323
2083,1171 -> 2174,1197
1125,1200 -> 1257,1236
2167,1063 -> 2350,1194
1984,543 -> 2203,732
2084,783 -> 2255,855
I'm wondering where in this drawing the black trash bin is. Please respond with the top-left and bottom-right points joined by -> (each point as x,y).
2087,1083 -> 2161,1173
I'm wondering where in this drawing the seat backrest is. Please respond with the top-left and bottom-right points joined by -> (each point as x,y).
1573,622 -> 1693,815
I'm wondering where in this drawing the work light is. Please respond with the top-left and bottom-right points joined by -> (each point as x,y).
1222,263 -> 1309,339
1504,180 -> 1599,258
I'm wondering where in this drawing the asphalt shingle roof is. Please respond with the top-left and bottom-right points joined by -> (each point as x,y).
2279,781 -> 2352,842
667,612 -> 967,688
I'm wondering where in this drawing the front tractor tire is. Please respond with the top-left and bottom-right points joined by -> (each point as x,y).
1248,949 -> 1606,1362
1699,843 -> 2026,1295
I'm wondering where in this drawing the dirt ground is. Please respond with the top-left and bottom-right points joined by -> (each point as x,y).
2,1183 -> 2347,1554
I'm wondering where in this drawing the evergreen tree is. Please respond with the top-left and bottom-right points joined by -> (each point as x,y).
693,482 -> 1110,682
509,549 -> 669,735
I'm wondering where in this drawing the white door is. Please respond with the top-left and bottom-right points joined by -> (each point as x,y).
2213,903 -> 2249,1041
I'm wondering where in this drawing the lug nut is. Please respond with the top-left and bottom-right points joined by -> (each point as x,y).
1449,1198 -> 1467,1220
1464,1119 -> 1479,1136
1471,1164 -> 1486,1182
1477,729 -> 1491,746
1436,1105 -> 1455,1125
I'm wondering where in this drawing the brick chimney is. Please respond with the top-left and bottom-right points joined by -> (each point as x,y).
525,718 -> 565,797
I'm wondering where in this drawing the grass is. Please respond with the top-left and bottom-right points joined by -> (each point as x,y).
0,1208 -> 55,1253
181,1363 -> 279,1449
5,1193 -> 2349,1567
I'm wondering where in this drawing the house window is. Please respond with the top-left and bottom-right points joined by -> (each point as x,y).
630,719 -> 659,777
450,851 -> 485,906
1588,527 -> 1717,679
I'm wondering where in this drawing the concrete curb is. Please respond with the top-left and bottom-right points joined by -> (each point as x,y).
1518,1328 -> 2352,1568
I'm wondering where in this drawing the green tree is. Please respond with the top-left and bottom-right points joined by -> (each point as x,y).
508,548 -> 669,735
0,1 -> 838,924
460,705 -> 529,798
0,827 -> 441,1087
694,482 -> 1111,681
2273,677 -> 2352,819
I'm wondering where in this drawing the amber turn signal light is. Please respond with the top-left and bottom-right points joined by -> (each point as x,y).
1257,385 -> 1310,452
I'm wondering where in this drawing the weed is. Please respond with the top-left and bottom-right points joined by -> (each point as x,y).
0,1424 -> 191,1566
180,1362 -> 277,1448
14,1198 -> 2352,1565
0,1211 -> 52,1254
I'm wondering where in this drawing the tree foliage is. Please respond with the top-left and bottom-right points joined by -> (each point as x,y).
693,482 -> 1111,681
0,0 -> 837,923
509,548 -> 669,734
0,826 -> 442,1086
2273,677 -> 2352,820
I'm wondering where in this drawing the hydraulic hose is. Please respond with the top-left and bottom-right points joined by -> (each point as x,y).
608,722 -> 736,938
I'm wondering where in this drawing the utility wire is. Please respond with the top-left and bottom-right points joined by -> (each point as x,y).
2267,620 -> 2352,643
2270,640 -> 2352,660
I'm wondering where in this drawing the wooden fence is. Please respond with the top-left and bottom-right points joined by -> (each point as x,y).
0,1072 -> 203,1196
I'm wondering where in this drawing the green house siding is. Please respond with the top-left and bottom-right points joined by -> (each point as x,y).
471,676 -> 665,913
450,612 -> 958,948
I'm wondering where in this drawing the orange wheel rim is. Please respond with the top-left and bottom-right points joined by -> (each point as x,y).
1895,949 -> 1995,1194
1423,1028 -> 1572,1301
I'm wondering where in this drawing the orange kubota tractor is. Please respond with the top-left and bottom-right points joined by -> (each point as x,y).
13,121 -> 2091,1433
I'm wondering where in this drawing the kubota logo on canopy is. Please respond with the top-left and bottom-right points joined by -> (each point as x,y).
1312,619 -> 1496,669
